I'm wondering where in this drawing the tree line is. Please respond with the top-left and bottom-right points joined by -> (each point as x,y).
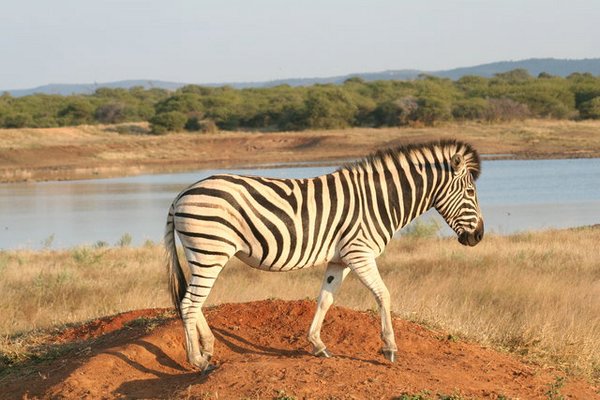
1,69 -> 600,133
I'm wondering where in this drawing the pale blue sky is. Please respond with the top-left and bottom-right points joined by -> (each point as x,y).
1,0 -> 599,90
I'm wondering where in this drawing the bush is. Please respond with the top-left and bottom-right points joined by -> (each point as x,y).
149,111 -> 187,134
294,87 -> 358,130
154,93 -> 203,114
452,98 -> 488,120
2,72 -> 600,130
95,102 -> 127,124
185,115 -> 218,133
2,113 -> 32,128
484,98 -> 531,122
57,98 -> 95,126
579,97 -> 600,119
372,97 -> 418,127
413,96 -> 452,125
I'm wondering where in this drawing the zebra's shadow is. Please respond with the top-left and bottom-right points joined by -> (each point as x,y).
212,327 -> 387,366
213,327 -> 307,358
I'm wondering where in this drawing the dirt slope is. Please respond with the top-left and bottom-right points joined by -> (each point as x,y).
2,300 -> 598,399
3,120 -> 600,183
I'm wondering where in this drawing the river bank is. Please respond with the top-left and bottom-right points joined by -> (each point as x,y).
2,119 -> 600,183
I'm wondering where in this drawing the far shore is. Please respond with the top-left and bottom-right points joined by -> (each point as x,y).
2,119 -> 600,183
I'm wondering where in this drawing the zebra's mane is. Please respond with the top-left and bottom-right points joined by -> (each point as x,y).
339,139 -> 481,180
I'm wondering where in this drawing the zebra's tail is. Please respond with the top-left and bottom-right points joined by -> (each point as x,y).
165,203 -> 187,319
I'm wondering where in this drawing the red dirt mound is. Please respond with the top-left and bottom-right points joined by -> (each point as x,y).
1,300 -> 598,399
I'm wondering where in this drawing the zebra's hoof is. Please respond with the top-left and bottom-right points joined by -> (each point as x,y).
315,348 -> 332,358
200,363 -> 218,376
382,349 -> 396,363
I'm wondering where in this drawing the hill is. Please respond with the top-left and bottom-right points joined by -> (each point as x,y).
1,300 -> 598,399
5,79 -> 184,97
434,57 -> 600,80
3,58 -> 600,96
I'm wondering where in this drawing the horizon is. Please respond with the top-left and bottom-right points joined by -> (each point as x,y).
8,56 -> 599,90
2,0 -> 600,90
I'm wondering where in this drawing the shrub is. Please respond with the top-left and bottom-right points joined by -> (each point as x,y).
154,93 -> 203,114
57,99 -> 95,126
185,115 -> 218,133
149,111 -> 187,134
95,102 -> 127,124
2,113 -> 32,128
298,87 -> 358,129
413,96 -> 452,125
452,98 -> 488,120
372,97 -> 418,127
493,68 -> 532,83
484,98 -> 531,122
579,97 -> 600,119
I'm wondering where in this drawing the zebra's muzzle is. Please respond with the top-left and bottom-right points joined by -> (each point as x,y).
458,219 -> 484,247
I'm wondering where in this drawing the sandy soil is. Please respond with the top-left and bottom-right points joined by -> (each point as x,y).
2,300 -> 598,399
2,120 -> 600,182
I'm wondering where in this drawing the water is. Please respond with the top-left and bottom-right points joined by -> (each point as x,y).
1,158 -> 599,249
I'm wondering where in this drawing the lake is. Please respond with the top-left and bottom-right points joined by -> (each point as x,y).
1,158 -> 599,249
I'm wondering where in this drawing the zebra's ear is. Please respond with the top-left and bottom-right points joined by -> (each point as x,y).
451,153 -> 465,174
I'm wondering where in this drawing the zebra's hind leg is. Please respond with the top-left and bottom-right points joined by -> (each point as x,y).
307,262 -> 350,357
180,247 -> 231,372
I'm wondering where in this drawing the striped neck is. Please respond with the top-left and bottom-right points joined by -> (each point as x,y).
339,140 -> 481,236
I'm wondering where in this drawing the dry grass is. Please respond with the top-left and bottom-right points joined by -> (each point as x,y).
3,119 -> 600,183
1,227 -> 599,381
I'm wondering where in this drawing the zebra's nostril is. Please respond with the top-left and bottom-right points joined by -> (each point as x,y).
475,231 -> 482,242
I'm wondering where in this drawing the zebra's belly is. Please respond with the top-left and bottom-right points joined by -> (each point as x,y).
234,247 -> 341,271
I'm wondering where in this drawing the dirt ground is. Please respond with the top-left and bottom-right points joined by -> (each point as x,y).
2,300 -> 598,399
2,120 -> 600,182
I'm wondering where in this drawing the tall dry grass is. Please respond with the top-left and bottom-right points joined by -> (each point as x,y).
1,227 -> 599,381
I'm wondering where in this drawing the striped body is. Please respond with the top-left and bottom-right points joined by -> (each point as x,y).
165,139 -> 483,370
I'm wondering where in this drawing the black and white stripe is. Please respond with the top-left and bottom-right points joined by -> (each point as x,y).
165,139 -> 484,369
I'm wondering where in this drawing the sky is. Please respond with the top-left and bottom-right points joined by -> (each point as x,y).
1,0 -> 599,90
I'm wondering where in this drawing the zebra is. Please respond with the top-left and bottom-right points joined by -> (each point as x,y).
165,139 -> 484,372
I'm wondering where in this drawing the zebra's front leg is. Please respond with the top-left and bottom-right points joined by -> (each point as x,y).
344,255 -> 398,362
308,262 -> 350,357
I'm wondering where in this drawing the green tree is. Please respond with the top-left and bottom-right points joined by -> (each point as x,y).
455,75 -> 489,98
579,97 -> 600,119
484,98 -> 530,121
372,97 -> 418,126
155,92 -> 203,114
95,102 -> 127,123
452,98 -> 488,120
493,68 -> 532,83
3,112 -> 32,128
57,98 -> 94,126
413,96 -> 452,125
298,86 -> 358,129
149,111 -> 187,134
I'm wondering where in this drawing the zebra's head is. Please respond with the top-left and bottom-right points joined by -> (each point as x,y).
434,147 -> 484,247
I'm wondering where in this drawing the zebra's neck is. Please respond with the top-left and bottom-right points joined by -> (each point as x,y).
385,155 -> 441,233
341,149 -> 447,240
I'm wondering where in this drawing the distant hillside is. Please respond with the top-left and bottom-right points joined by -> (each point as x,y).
4,58 -> 600,96
252,58 -> 600,87
6,80 -> 184,97
433,58 -> 600,80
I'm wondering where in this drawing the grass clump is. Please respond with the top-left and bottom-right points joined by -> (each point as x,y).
274,390 -> 297,400
400,218 -> 442,239
116,232 -> 133,247
124,312 -> 174,333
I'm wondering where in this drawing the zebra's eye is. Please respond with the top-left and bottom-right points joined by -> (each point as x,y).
466,187 -> 475,197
